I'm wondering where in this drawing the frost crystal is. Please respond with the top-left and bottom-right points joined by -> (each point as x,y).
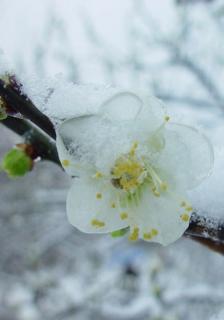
56,87 -> 213,246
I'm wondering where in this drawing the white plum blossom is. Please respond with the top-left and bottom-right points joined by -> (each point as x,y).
56,88 -> 213,246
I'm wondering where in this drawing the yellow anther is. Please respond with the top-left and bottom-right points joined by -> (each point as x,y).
96,192 -> 102,199
151,229 -> 158,237
186,206 -> 193,212
91,219 -> 105,228
129,141 -> 139,156
120,212 -> 128,220
152,189 -> 160,197
180,201 -> 187,207
164,115 -> 170,122
62,159 -> 70,167
160,182 -> 168,191
128,227 -> 139,241
111,202 -> 116,208
180,214 -> 190,222
143,232 -> 152,240
95,171 -> 103,178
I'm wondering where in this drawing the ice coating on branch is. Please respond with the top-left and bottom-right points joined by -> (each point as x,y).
55,86 -> 213,246
22,76 -> 123,123
22,76 -> 165,126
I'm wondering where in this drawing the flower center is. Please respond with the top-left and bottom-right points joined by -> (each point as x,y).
111,157 -> 146,192
111,142 -> 167,198
111,142 -> 147,193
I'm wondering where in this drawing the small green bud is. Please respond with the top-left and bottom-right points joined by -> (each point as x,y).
1,149 -> 32,178
111,227 -> 129,238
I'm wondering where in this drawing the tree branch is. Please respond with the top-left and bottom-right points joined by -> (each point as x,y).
185,213 -> 224,254
1,116 -> 61,165
0,79 -> 56,139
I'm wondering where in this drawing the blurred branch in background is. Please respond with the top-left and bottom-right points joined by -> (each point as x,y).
176,0 -> 215,4
1,77 -> 224,255
81,0 -> 224,114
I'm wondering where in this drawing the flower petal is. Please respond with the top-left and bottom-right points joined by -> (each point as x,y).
45,84 -> 124,120
137,94 -> 166,132
56,115 -> 98,176
129,187 -> 191,246
156,123 -> 214,190
56,115 -> 137,175
67,177 -> 129,233
100,92 -> 143,121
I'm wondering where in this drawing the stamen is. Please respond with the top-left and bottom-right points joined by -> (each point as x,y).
180,214 -> 190,222
95,171 -> 103,178
160,182 -> 168,191
146,164 -> 166,194
62,159 -> 70,167
151,229 -> 158,237
164,115 -> 170,122
129,141 -> 139,156
91,219 -> 105,228
96,192 -> 102,199
111,202 -> 116,208
152,187 -> 160,197
128,227 -> 139,241
186,206 -> 193,212
120,212 -> 128,220
143,232 -> 152,240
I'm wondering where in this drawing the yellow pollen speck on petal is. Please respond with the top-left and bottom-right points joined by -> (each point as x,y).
95,171 -> 103,178
62,159 -> 70,167
151,229 -> 158,237
111,202 -> 116,208
96,193 -> 102,199
160,182 -> 168,191
129,227 -> 139,241
143,232 -> 152,240
120,212 -> 128,220
164,115 -> 170,122
91,219 -> 105,228
186,206 -> 193,212
181,214 -> 190,222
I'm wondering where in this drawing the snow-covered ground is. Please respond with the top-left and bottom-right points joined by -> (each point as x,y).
1,0 -> 224,319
